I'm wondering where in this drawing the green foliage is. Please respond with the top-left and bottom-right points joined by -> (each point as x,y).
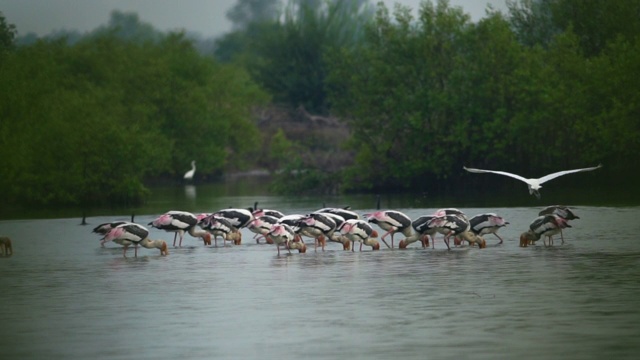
0,30 -> 268,206
218,0 -> 374,114
0,11 -> 17,57
326,0 -> 640,192
268,128 -> 295,167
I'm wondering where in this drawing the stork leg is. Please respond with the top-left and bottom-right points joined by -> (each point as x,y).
560,230 -> 565,244
172,232 -> 178,247
123,245 -> 128,258
379,230 -> 392,249
444,235 -> 452,250
494,233 -> 504,244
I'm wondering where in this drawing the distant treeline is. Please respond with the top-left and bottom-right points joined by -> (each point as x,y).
1,0 -> 639,206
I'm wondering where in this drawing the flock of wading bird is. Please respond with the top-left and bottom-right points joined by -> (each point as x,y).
92,164 -> 603,257
90,204 -> 583,258
0,164 -> 601,258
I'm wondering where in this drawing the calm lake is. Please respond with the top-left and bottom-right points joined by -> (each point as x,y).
1,178 -> 640,359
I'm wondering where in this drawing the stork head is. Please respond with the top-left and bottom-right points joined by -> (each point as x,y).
369,239 -> 380,251
160,241 -> 169,256
342,240 -> 350,251
202,233 -> 211,246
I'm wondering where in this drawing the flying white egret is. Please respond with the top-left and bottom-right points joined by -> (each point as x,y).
463,164 -> 602,198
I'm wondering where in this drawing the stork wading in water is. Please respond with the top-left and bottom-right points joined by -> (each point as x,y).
398,215 -> 437,249
313,207 -> 360,221
101,223 -> 169,257
298,213 -> 338,251
92,221 -> 128,247
463,164 -> 602,198
316,212 -> 353,250
184,160 -> 196,181
469,213 -> 509,245
364,210 -> 412,249
149,211 -> 211,247
427,215 -> 487,250
199,216 -> 241,247
521,214 -> 570,247
0,236 -> 13,256
338,219 -> 380,252
267,223 -> 301,256
247,215 -> 279,244
538,205 -> 580,244
212,209 -> 254,229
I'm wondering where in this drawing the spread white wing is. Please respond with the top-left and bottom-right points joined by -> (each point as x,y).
463,166 -> 530,184
537,164 -> 602,184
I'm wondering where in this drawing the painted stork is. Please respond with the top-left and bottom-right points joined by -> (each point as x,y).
469,213 -> 509,244
364,210 -> 412,249
252,208 -> 285,219
247,215 -> 279,244
211,208 -> 254,230
199,216 -> 240,247
315,212 -> 351,250
93,221 -> 127,247
538,205 -> 579,244
399,215 -> 437,249
463,164 -> 602,198
313,207 -> 360,221
338,219 -> 380,251
277,214 -> 306,243
0,236 -> 12,256
298,213 -> 337,251
101,223 -> 169,257
149,211 -> 211,247
267,223 -> 297,256
426,215 -> 486,250
524,214 -> 570,246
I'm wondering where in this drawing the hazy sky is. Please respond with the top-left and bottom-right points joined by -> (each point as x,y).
1,0 -> 508,38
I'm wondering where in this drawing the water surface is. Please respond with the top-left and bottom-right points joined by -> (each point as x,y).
2,203 -> 640,359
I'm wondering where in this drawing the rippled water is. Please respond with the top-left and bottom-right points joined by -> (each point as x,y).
2,205 -> 640,359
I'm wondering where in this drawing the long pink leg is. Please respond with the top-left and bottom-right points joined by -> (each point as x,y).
379,230 -> 392,249
444,235 -> 452,250
172,233 -> 178,247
